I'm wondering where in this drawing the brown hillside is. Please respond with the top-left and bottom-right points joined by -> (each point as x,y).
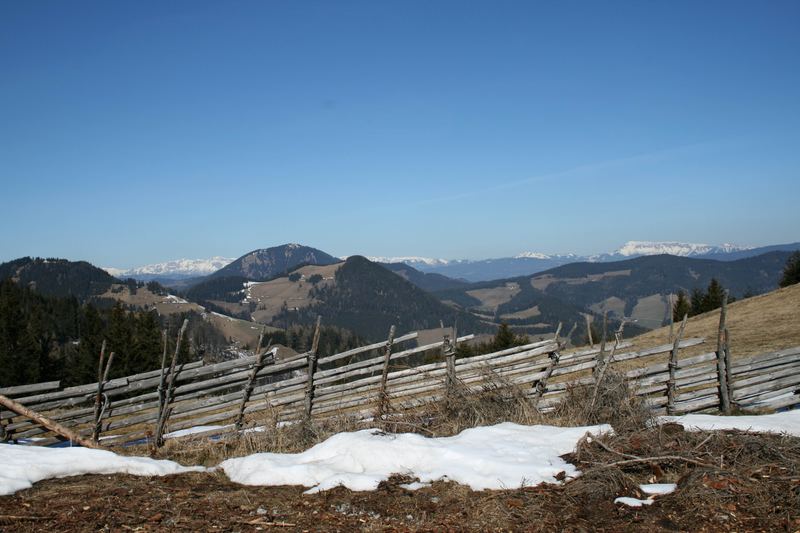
628,282 -> 800,359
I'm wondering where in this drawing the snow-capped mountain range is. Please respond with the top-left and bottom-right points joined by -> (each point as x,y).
366,241 -> 768,282
366,242 -> 751,268
362,256 -> 454,267
105,240 -> 798,284
605,241 -> 750,259
104,257 -> 235,280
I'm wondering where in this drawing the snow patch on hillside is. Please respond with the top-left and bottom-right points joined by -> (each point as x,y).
220,422 -> 610,493
0,444 -> 204,496
661,411 -> 800,436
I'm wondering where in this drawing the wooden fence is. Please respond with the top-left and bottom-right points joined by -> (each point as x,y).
1,306 -> 799,448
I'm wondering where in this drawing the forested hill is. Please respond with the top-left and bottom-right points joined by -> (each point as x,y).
273,256 -> 487,341
527,251 -> 793,305
379,262 -> 468,292
0,278 -> 206,388
433,251 -> 793,334
210,244 -> 339,281
0,257 -> 119,300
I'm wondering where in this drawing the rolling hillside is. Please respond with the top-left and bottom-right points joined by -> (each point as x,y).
0,257 -> 119,300
436,251 -> 794,333
434,278 -> 635,345
379,262 -> 468,292
210,243 -> 338,281
628,282 -> 800,360
271,256 -> 487,341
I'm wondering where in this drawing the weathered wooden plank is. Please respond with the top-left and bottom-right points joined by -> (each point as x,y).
730,362 -> 800,392
733,373 -> 800,402
0,381 -> 61,397
315,332 -> 418,366
716,292 -> 731,413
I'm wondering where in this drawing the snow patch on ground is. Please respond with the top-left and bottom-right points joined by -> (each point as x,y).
220,422 -> 610,493
640,483 -> 677,495
661,410 -> 800,437
164,425 -> 231,439
0,444 -> 205,496
615,496 -> 654,507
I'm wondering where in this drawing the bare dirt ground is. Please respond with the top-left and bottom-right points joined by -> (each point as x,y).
2,425 -> 798,532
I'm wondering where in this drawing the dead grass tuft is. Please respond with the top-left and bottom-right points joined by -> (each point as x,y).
374,367 -> 574,440
562,467 -> 638,503
553,369 -> 653,433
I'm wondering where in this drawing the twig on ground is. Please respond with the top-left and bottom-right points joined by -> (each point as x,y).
594,455 -> 717,469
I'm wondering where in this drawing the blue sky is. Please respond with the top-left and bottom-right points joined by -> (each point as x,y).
1,1 -> 798,267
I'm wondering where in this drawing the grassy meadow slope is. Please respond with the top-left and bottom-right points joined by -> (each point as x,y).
627,282 -> 800,360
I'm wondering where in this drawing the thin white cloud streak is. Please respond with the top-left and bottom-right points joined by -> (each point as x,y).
409,140 -> 725,208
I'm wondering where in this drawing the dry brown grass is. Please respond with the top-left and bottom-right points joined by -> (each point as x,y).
141,366 -> 658,467
568,424 -> 800,529
630,283 -> 800,360
552,369 -> 654,433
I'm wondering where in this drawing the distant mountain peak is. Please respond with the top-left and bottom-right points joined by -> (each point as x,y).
212,244 -> 339,281
613,241 -> 751,258
364,256 -> 451,266
104,257 -> 234,279
514,252 -> 551,260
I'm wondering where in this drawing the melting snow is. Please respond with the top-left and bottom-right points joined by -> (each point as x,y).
220,422 -> 610,493
640,483 -> 677,495
164,425 -> 231,439
0,444 -> 204,496
615,496 -> 654,507
661,410 -> 800,437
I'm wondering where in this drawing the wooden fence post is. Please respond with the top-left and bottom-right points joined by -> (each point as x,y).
565,322 -> 578,347
593,311 -> 608,379
155,319 -> 189,447
234,330 -> 271,430
717,292 -> 731,414
447,325 -> 458,394
724,327 -> 733,404
375,325 -> 396,419
668,293 -> 675,343
304,316 -> 322,420
91,340 -> 107,442
585,315 -> 594,347
439,325 -> 459,399
666,314 -> 688,415
156,330 -> 168,418
532,323 -> 562,407
588,319 -> 626,411
92,343 -> 115,443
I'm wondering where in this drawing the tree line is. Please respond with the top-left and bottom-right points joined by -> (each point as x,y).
672,252 -> 800,321
0,279 -> 214,388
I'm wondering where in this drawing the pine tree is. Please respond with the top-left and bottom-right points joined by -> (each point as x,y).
703,278 -> 725,312
690,288 -> 705,316
672,291 -> 690,322
67,304 -> 105,386
492,323 -> 517,351
132,311 -> 162,377
779,251 -> 800,288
